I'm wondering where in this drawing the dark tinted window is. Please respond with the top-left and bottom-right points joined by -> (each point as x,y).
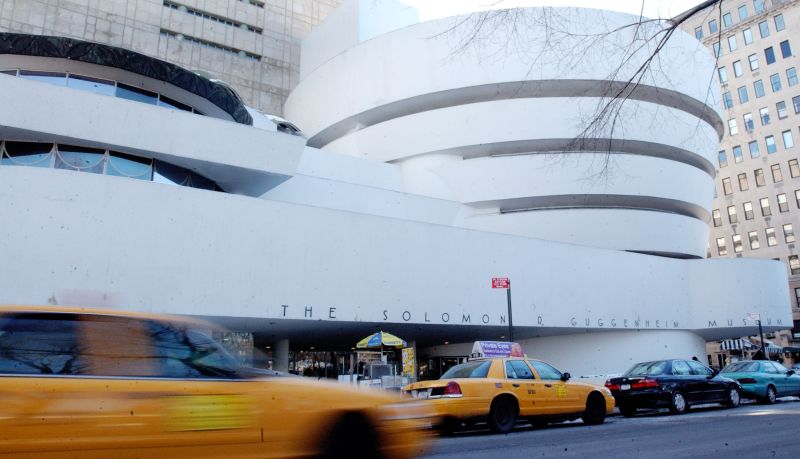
626,361 -> 668,376
0,314 -> 83,375
672,360 -> 691,375
687,360 -> 713,376
529,360 -> 562,380
440,360 -> 491,379
148,321 -> 240,379
505,360 -> 534,379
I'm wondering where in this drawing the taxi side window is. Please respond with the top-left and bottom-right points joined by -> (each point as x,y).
671,360 -> 691,375
79,315 -> 154,377
505,360 -> 534,379
687,360 -> 713,376
148,321 -> 241,379
0,313 -> 83,375
528,360 -> 562,380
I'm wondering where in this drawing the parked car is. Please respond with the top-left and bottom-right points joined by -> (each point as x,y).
605,359 -> 741,417
402,357 -> 614,434
721,360 -> 800,403
0,305 -> 432,457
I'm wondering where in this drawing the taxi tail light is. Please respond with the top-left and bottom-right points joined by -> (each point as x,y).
443,381 -> 462,397
631,379 -> 660,389
605,381 -> 620,391
738,378 -> 757,384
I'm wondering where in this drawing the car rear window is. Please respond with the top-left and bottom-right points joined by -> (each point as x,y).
440,360 -> 491,379
722,361 -> 759,373
0,313 -> 82,375
626,361 -> 668,376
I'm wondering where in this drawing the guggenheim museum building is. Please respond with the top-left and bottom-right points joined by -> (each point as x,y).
0,0 -> 792,377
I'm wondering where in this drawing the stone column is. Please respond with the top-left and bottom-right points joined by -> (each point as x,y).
274,339 -> 290,373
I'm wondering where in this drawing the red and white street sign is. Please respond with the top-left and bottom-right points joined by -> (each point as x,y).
492,277 -> 509,289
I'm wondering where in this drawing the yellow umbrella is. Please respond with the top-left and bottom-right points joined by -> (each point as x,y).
356,331 -> 407,349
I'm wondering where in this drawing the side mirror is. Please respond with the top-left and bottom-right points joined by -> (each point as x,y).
561,372 -> 571,381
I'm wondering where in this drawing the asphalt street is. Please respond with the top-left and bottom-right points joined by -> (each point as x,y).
422,399 -> 800,458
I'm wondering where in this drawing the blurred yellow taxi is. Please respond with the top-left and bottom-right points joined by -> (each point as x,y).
402,342 -> 614,434
0,306 -> 432,457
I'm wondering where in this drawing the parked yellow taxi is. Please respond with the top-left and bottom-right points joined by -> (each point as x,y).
402,345 -> 614,434
0,306 -> 432,457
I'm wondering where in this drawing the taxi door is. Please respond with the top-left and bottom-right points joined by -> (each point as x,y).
503,360 -> 542,416
528,360 -> 582,414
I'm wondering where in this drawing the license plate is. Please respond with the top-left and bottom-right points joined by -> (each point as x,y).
620,384 -> 631,391
414,389 -> 430,399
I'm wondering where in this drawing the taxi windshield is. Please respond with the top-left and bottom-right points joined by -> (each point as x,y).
626,361 -> 668,377
440,360 -> 491,379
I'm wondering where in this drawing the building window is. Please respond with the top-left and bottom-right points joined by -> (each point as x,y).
754,80 -> 766,98
789,159 -> 799,178
723,177 -> 733,195
709,19 -> 719,34
749,140 -> 760,158
759,106 -> 770,124
733,234 -> 743,253
723,12 -> 734,28
761,197 -> 772,216
783,130 -> 795,149
759,20 -> 770,38
738,172 -> 749,190
695,26 -> 704,39
717,237 -> 728,255
766,227 -> 777,246
794,95 -> 800,114
728,118 -> 739,135
714,42 -> 722,57
738,5 -> 749,21
713,209 -> 722,227
719,66 -> 728,83
772,163 -> 783,182
733,61 -> 743,78
743,114 -> 754,132
741,29 -> 754,47
778,193 -> 789,212
749,54 -> 759,71
163,1 -> 264,34
719,150 -> 728,168
796,189 -> 800,208
780,40 -> 792,58
754,0 -> 764,13
728,36 -> 738,52
723,91 -> 734,108
744,201 -> 754,220
765,46 -> 776,64
788,68 -> 798,87
733,145 -> 744,163
766,135 -> 777,153
790,255 -> 800,275
777,101 -> 788,119
749,231 -> 760,250
774,13 -> 785,31
755,168 -> 766,186
785,224 -> 796,243
770,73 -> 782,92
738,86 -> 749,104
728,205 -> 739,223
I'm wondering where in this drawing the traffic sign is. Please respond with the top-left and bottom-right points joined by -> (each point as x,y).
492,277 -> 509,289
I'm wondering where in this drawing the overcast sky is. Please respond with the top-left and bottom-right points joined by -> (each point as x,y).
402,0 -> 706,20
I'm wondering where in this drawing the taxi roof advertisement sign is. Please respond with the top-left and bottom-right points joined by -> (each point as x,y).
471,341 -> 524,359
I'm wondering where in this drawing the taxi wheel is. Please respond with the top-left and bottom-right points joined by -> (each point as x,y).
669,391 -> 688,415
318,412 -> 380,459
581,393 -> 606,425
488,396 -> 518,434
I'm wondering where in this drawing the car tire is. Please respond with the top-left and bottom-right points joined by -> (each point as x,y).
619,403 -> 637,418
581,393 -> 606,425
725,387 -> 741,408
318,412 -> 380,459
488,396 -> 518,434
669,391 -> 688,415
763,385 -> 777,404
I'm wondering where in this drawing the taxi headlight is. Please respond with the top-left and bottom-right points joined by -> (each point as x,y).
379,401 -> 435,421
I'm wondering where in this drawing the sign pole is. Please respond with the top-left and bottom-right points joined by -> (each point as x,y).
507,284 -> 514,342
758,319 -> 766,359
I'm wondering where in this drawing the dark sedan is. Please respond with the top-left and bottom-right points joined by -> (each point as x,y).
605,359 -> 742,417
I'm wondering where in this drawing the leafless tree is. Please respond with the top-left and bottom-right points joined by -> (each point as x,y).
433,0 -> 725,180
